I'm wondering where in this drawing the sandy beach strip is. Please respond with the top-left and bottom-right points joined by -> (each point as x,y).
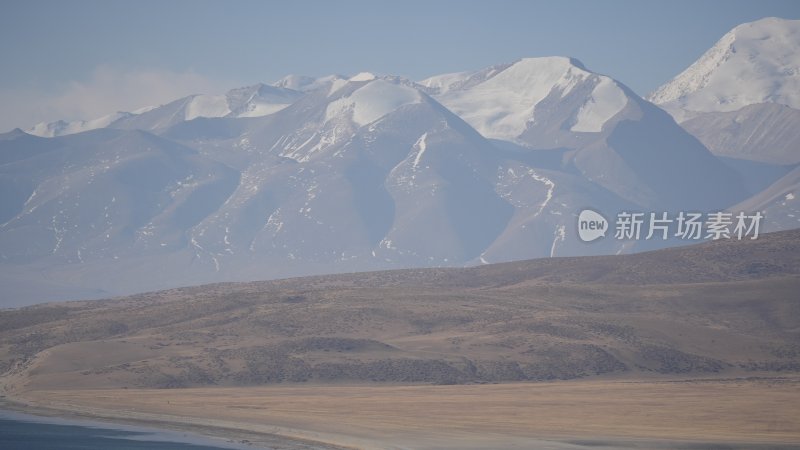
3,377 -> 800,450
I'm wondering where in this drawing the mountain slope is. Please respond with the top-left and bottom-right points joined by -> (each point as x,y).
730,165 -> 800,232
0,128 -> 239,266
680,103 -> 800,165
1,229 -> 798,390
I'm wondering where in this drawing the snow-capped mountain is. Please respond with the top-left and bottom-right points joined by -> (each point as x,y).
650,18 -> 800,165
148,74 -> 635,273
4,21 -> 799,305
649,17 -> 800,234
421,57 -> 628,139
425,57 -> 746,212
649,17 -> 800,122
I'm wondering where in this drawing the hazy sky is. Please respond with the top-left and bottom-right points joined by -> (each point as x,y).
1,0 -> 798,132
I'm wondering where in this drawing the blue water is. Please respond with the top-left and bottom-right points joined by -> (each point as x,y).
0,410 -> 262,450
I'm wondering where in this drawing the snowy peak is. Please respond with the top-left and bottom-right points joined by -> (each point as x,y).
161,84 -> 305,122
225,83 -> 303,118
272,74 -> 347,92
26,83 -> 306,137
28,111 -> 135,137
426,57 -> 629,140
264,77 -> 438,163
325,78 -> 424,127
649,17 -> 800,121
423,57 -> 588,97
175,83 -> 306,121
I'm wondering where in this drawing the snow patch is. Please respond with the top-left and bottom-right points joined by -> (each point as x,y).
550,224 -> 566,257
530,171 -> 555,217
412,133 -> 428,169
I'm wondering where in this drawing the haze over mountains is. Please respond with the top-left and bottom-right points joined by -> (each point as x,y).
2,229 -> 798,390
1,17 -> 799,305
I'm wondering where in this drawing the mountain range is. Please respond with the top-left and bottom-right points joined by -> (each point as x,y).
2,17 -> 798,306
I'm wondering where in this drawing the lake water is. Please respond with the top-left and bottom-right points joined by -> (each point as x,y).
0,410 -> 263,450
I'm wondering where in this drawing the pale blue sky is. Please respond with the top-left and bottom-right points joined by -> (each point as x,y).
1,0 -> 798,131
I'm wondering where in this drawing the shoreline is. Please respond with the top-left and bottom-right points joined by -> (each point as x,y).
0,408 -> 261,450
0,394 -> 353,450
